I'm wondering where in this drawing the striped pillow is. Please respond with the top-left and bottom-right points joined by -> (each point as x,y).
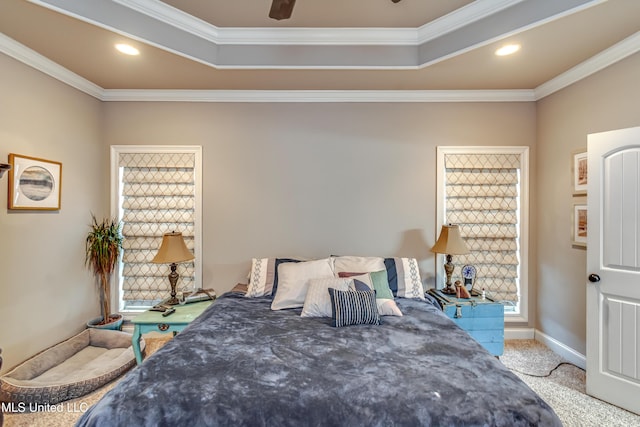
328,288 -> 380,327
384,257 -> 425,300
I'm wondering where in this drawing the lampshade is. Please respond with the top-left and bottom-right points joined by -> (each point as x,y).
152,232 -> 194,264
431,224 -> 469,255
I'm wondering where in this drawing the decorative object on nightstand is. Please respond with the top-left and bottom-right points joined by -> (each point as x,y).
152,231 -> 195,305
455,280 -> 471,299
431,224 -> 469,295
461,264 -> 477,291
182,288 -> 216,304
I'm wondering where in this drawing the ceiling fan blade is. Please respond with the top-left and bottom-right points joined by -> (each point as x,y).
269,0 -> 296,20
269,0 -> 399,20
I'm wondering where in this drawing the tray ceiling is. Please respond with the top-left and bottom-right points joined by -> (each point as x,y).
0,0 -> 639,98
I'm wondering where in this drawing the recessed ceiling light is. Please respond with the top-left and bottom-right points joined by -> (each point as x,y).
115,43 -> 139,56
495,44 -> 520,56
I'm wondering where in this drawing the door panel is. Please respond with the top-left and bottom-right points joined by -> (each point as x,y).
587,126 -> 640,415
603,150 -> 640,269
605,297 -> 639,380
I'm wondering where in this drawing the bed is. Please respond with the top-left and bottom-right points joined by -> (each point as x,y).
76,257 -> 561,427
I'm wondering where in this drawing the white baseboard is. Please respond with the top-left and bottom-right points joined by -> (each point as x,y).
534,330 -> 586,370
504,327 -> 586,370
505,327 -> 535,339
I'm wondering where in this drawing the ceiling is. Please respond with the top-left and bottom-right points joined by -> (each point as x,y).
0,0 -> 639,100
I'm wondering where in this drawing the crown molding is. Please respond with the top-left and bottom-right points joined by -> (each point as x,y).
111,0 -> 222,43
114,0 -> 524,46
113,0 -> 416,45
99,89 -> 536,103
0,31 -> 535,102
534,31 -> 640,100
416,0 -> 525,44
1,30 -> 635,104
0,33 -> 103,98
215,27 -> 418,46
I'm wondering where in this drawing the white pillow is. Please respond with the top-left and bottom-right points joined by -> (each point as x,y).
245,257 -> 306,298
301,277 -> 353,318
271,258 -> 335,310
332,256 -> 385,274
376,299 -> 403,317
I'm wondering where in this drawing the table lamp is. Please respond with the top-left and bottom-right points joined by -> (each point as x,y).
152,231 -> 195,305
431,224 -> 469,295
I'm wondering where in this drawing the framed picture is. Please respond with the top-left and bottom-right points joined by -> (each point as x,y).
572,201 -> 587,247
573,150 -> 587,195
8,154 -> 62,210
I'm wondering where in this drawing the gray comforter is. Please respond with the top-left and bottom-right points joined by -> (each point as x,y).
76,292 -> 561,426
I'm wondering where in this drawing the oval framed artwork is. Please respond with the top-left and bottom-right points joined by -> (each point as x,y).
8,154 -> 62,210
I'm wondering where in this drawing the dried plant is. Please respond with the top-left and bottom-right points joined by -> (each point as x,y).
85,215 -> 123,325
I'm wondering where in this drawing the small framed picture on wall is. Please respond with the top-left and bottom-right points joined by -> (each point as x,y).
8,153 -> 62,210
573,150 -> 587,195
572,200 -> 587,247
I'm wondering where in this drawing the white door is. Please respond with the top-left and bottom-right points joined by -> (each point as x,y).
586,126 -> 640,415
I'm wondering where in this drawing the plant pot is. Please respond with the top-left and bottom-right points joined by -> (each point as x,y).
87,314 -> 124,331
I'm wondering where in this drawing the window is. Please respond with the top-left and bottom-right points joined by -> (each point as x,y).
110,146 -> 202,312
436,146 -> 529,321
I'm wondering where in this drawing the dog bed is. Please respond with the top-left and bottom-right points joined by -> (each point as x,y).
0,328 -> 143,405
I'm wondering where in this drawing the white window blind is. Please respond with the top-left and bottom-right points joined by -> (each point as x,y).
112,147 -> 202,312
437,147 -> 529,319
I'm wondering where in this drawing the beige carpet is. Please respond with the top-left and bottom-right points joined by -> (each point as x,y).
502,340 -> 640,427
3,339 -> 640,426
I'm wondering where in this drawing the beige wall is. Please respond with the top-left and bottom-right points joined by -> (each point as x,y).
1,47 -> 637,373
0,54 -> 105,374
536,52 -> 640,354
103,101 -> 537,315
2,52 -> 542,373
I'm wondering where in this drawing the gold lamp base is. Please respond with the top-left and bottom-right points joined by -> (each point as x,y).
440,254 -> 457,295
165,262 -> 180,305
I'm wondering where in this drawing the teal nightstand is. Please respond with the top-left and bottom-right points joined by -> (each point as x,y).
131,300 -> 213,364
428,289 -> 504,357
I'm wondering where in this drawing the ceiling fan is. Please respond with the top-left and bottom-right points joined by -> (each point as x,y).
269,0 -> 402,21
